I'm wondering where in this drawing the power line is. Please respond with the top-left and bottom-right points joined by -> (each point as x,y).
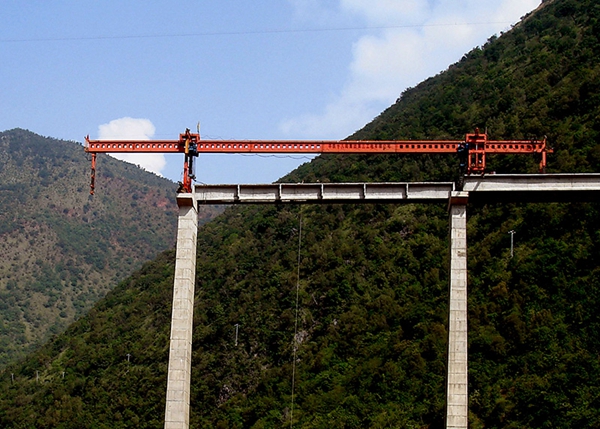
0,21 -> 515,44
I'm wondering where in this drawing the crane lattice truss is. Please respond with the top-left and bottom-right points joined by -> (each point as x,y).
85,129 -> 551,194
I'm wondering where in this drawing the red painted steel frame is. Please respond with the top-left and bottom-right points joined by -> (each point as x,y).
84,130 -> 551,194
84,137 -> 548,155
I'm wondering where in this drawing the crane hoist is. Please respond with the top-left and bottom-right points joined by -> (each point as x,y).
84,128 -> 551,195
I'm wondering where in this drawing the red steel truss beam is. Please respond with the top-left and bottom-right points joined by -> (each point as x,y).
84,130 -> 552,194
84,135 -> 548,155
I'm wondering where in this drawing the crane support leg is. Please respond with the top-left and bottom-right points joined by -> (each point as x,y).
540,140 -> 548,173
90,153 -> 96,195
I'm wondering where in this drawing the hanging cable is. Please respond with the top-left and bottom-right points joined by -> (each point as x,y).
290,206 -> 303,428
1,21 -> 517,44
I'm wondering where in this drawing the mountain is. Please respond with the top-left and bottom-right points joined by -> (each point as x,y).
1,0 -> 600,427
0,129 -> 220,366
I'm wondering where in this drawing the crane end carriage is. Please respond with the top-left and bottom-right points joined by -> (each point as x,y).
459,129 -> 551,175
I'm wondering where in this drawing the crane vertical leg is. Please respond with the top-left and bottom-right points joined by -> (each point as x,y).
446,192 -> 469,429
468,150 -> 485,174
164,192 -> 198,429
90,153 -> 96,195
540,149 -> 547,173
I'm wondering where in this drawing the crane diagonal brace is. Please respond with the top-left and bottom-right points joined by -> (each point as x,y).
84,129 -> 552,194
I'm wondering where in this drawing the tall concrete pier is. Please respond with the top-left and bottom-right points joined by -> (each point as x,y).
446,192 -> 469,429
164,194 -> 198,429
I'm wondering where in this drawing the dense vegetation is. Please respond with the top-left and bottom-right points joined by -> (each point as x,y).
1,0 -> 600,427
0,129 -> 220,366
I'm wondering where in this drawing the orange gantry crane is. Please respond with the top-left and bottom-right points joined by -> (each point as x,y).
84,128 -> 551,194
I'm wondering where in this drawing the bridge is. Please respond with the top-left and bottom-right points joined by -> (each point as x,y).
166,174 -> 600,429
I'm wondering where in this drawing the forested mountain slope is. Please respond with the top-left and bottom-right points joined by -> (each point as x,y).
1,0 -> 600,427
0,129 -> 220,366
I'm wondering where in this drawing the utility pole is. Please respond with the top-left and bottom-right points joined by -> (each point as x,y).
508,230 -> 516,258
234,324 -> 239,347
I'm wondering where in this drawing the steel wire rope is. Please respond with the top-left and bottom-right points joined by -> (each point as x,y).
290,206 -> 303,428
0,21 -> 516,44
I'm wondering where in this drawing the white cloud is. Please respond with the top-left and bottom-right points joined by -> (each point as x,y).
97,117 -> 166,176
340,0 -> 429,25
281,0 -> 541,139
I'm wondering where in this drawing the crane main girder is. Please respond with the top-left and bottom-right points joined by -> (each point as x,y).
84,130 -> 552,194
85,135 -> 548,155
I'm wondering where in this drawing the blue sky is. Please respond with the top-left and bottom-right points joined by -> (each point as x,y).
1,0 -> 540,184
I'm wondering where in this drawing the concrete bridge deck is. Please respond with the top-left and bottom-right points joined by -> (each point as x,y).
463,173 -> 600,202
188,173 -> 600,204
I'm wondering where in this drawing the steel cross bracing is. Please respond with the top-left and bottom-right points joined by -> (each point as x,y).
84,129 -> 552,194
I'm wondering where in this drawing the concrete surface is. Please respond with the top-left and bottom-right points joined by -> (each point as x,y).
164,193 -> 198,429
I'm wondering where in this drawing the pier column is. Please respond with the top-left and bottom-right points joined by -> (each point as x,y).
165,192 -> 198,429
446,192 -> 469,429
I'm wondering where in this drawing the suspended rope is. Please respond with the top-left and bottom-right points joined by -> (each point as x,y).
290,207 -> 303,428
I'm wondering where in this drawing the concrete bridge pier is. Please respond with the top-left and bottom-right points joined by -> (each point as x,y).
446,192 -> 469,429
164,193 -> 198,429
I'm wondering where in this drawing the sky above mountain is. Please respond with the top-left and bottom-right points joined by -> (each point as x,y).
1,0 -> 540,184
